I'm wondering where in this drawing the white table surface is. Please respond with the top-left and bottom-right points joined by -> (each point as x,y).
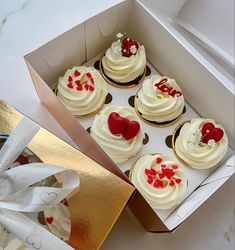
0,1 -> 234,249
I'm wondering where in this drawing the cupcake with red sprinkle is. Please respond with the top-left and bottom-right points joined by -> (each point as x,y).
100,33 -> 146,87
129,154 -> 187,210
57,66 -> 108,116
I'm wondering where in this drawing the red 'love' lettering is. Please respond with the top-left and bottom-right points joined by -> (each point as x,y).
155,78 -> 182,97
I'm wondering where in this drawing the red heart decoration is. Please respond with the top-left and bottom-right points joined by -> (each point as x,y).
201,122 -> 224,143
122,120 -> 140,140
46,216 -> 54,224
108,112 -> 128,134
121,37 -> 140,57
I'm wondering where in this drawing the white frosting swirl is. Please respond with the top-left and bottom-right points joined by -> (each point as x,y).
102,41 -> 146,83
57,66 -> 108,116
90,105 -> 145,163
136,75 -> 185,122
131,154 -> 187,210
44,201 -> 71,242
175,119 -> 228,169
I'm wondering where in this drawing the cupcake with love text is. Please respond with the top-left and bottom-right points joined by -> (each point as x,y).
130,154 -> 187,210
100,33 -> 146,88
135,75 -> 185,126
90,105 -> 145,163
57,66 -> 108,116
173,118 -> 228,169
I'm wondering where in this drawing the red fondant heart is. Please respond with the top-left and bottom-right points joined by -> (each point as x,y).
108,112 -> 128,134
201,122 -> 224,143
46,216 -> 54,224
122,120 -> 140,140
122,37 -> 140,57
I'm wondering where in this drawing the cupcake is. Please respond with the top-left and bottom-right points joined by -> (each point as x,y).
173,119 -> 228,169
100,33 -> 146,87
90,105 -> 145,163
135,75 -> 185,126
57,66 -> 108,116
44,199 -> 70,242
130,154 -> 187,210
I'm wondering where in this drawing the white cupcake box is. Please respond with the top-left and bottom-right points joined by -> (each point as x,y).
23,0 -> 234,232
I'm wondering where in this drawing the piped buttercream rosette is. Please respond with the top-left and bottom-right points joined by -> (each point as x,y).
100,33 -> 146,87
57,66 -> 108,116
135,75 -> 185,126
130,154 -> 187,210
173,118 -> 228,169
90,105 -> 145,163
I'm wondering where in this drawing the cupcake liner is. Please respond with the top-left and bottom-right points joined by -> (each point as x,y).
99,54 -> 146,88
172,120 -> 193,168
134,89 -> 184,127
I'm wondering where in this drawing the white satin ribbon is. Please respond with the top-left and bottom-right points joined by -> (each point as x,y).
0,117 -> 80,250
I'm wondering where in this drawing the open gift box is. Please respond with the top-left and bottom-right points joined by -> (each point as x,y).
24,0 -> 234,232
0,100 -> 134,249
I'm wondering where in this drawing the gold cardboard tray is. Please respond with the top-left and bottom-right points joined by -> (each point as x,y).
0,100 -> 135,250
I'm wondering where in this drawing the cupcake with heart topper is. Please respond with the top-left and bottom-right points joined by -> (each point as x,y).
90,105 -> 145,163
173,119 -> 228,169
57,66 -> 108,116
100,33 -> 146,88
135,75 -> 185,127
129,154 -> 187,210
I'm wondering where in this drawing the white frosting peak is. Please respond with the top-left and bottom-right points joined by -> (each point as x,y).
90,105 -> 145,163
57,66 -> 108,116
136,75 -> 185,122
175,118 -> 228,169
102,41 -> 146,83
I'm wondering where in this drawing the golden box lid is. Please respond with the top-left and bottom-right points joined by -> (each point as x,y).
0,100 -> 135,250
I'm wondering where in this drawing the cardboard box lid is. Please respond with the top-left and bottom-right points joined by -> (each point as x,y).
0,99 -> 135,250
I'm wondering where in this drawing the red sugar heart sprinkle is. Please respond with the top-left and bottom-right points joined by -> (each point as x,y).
90,78 -> 94,84
68,76 -> 73,82
154,180 -> 163,188
86,72 -> 92,78
147,174 -> 154,180
161,164 -> 166,168
169,180 -> 175,186
145,169 -> 150,175
172,165 -> 178,169
150,168 -> 157,175
147,178 -> 153,184
156,157 -> 162,164
75,80 -> 81,86
85,83 -> 89,90
175,178 -> 182,184
46,216 -> 54,224
74,70 -> 81,77
67,82 -> 73,89
159,173 -> 165,179
76,85 -> 83,91
89,85 -> 94,92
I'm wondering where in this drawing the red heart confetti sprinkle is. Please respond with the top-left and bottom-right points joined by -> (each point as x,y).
175,178 -> 182,184
145,169 -> 151,175
201,122 -> 224,143
154,180 -> 163,188
68,76 -> 73,82
172,165 -> 178,169
156,157 -> 163,164
147,175 -> 154,180
74,70 -> 81,77
161,164 -> 166,168
67,82 -> 73,89
76,85 -> 83,91
86,72 -> 92,78
75,80 -> 81,86
46,216 -> 54,224
89,85 -> 94,92
84,83 -> 89,91
150,168 -> 157,176
90,78 -> 94,84
159,173 -> 165,179
147,178 -> 154,184
169,180 -> 175,186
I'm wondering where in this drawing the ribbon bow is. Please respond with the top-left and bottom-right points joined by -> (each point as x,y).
0,117 -> 80,250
